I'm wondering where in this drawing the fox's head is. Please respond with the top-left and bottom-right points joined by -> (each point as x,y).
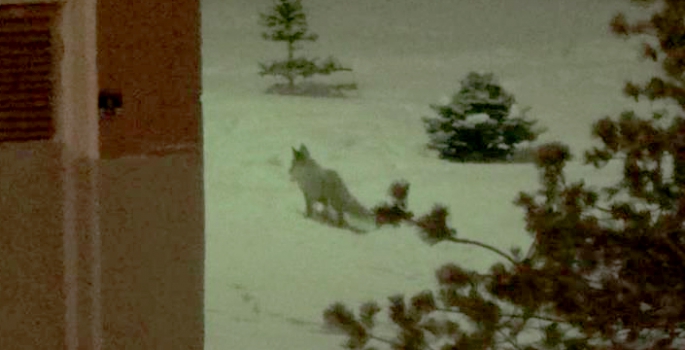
289,144 -> 312,181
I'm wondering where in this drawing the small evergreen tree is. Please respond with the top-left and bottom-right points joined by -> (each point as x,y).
322,1 -> 685,349
423,72 -> 545,163
258,0 -> 357,97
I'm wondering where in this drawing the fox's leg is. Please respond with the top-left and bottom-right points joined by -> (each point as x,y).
320,198 -> 337,224
334,210 -> 345,227
304,195 -> 314,217
329,202 -> 345,227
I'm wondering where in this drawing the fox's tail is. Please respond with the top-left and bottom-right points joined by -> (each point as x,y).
343,194 -> 377,233
344,193 -> 375,221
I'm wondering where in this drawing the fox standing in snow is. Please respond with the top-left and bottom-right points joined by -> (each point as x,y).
289,144 -> 374,228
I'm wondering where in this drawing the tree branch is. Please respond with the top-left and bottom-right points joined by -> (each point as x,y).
662,231 -> 685,262
497,328 -> 524,350
595,206 -> 613,214
434,307 -> 564,326
446,237 -> 519,264
369,334 -> 398,347
500,313 -> 566,324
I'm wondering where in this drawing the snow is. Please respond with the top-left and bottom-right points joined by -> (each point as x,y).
464,113 -> 494,126
202,0 -> 661,349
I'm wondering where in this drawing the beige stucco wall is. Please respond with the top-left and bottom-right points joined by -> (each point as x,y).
99,149 -> 204,348
0,141 -> 65,349
0,144 -> 204,349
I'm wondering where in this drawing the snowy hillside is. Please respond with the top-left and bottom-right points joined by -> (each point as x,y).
201,1 -> 661,349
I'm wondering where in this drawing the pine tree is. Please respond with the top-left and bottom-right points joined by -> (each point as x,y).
322,1 -> 685,349
258,0 -> 356,97
423,72 -> 545,163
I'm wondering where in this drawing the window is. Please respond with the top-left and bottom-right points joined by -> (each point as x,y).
0,3 -> 59,143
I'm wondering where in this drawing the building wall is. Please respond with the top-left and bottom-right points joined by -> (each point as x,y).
0,1 -> 71,348
0,0 -> 204,348
99,150 -> 204,349
97,0 -> 204,348
97,0 -> 201,159
0,141 -> 65,349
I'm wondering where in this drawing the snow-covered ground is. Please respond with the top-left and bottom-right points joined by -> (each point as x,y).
202,1 -> 663,348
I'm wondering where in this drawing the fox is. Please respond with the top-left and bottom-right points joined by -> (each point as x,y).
289,144 -> 374,228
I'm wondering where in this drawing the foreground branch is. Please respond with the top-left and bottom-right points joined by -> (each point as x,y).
446,236 -> 519,265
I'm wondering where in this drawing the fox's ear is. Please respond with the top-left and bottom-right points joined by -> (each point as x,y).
292,147 -> 300,157
299,144 -> 310,157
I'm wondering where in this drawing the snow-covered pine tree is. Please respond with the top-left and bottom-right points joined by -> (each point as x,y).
423,72 -> 544,162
